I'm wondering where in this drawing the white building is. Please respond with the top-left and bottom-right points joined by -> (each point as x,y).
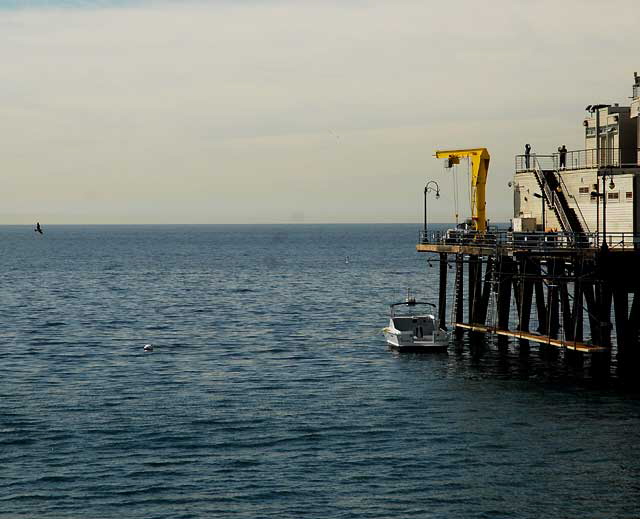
513,73 -> 640,237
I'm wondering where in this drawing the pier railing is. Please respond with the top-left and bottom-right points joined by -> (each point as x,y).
419,229 -> 640,251
515,148 -> 640,172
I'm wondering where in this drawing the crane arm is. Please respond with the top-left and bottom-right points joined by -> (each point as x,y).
434,148 -> 490,232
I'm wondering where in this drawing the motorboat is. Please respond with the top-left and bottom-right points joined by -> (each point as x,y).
382,294 -> 449,353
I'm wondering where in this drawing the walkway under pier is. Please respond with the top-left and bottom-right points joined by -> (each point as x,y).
452,323 -> 607,353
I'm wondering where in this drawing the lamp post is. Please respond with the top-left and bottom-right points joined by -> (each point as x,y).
591,189 -> 601,247
423,181 -> 441,241
602,172 -> 607,249
601,168 -> 616,250
586,104 -> 612,247
586,104 -> 611,168
533,192 -> 545,232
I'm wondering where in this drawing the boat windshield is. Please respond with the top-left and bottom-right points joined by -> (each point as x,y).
390,301 -> 435,318
392,317 -> 435,334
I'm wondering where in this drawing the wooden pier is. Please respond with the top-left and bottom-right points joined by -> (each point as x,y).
418,230 -> 640,378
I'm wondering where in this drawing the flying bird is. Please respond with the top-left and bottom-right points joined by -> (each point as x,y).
35,222 -> 43,235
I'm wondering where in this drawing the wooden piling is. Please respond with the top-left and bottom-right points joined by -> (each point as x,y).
454,253 -> 464,340
438,253 -> 448,331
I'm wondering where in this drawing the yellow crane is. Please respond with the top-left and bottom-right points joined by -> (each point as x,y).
434,148 -> 490,232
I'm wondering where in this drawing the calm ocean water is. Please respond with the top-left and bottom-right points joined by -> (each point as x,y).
1,224 -> 640,518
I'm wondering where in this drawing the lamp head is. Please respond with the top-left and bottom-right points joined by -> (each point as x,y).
609,178 -> 615,190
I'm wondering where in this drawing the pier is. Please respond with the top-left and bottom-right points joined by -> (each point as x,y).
418,230 -> 640,378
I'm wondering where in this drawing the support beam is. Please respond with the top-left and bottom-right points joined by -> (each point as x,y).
533,259 -> 547,334
623,291 -> 640,381
454,254 -> 464,340
583,283 -> 600,345
560,278 -> 573,341
438,253 -> 448,331
600,282 -> 613,349
591,279 -> 613,378
468,255 -> 480,324
572,263 -> 584,343
546,259 -> 561,340
613,288 -> 629,371
496,255 -> 514,348
517,258 -> 533,334
476,256 -> 493,326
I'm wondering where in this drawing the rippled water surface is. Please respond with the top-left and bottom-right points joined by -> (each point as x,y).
1,224 -> 640,518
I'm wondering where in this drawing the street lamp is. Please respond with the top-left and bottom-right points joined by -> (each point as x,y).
600,168 -> 615,250
533,192 -> 545,232
423,180 -> 441,240
586,104 -> 611,168
590,190 -> 602,247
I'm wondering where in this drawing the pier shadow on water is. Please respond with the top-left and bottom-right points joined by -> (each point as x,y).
430,333 -> 640,393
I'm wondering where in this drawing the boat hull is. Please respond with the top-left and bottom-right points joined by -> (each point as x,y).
382,301 -> 449,353
387,342 -> 449,353
383,328 -> 449,353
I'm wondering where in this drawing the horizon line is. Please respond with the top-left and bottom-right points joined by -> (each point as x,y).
0,221 -> 511,226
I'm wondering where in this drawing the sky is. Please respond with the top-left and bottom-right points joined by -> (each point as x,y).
1,0 -> 638,224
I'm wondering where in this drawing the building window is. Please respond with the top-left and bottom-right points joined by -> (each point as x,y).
626,191 -> 633,200
608,192 -> 620,202
579,187 -> 590,195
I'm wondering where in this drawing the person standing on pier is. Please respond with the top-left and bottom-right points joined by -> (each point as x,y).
559,144 -> 567,169
524,143 -> 531,169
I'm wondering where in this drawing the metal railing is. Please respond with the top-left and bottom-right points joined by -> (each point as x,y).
597,232 -> 640,250
515,154 -> 556,172
419,229 -> 640,251
516,148 -> 640,172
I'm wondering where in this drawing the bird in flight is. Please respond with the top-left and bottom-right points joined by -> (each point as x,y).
35,222 -> 43,235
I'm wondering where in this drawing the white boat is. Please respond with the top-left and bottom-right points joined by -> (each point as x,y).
382,295 -> 449,352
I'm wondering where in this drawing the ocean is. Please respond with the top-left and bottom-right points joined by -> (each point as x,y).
1,224 -> 639,518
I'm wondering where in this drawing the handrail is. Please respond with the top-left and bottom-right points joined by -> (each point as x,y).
418,229 -> 640,251
516,148 -> 640,172
515,154 -> 556,172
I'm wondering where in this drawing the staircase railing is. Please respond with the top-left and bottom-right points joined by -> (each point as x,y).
531,157 -> 572,233
556,170 -> 590,233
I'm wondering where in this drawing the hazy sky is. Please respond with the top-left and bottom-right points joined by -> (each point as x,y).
1,0 -> 638,224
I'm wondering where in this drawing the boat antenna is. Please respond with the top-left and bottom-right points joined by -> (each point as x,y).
405,288 -> 416,305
